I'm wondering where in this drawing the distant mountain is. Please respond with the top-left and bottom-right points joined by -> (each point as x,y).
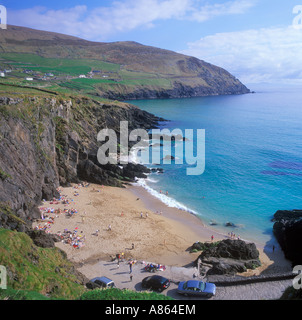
0,25 -> 250,99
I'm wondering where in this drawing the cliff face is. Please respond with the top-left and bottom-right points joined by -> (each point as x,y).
272,210 -> 302,266
97,56 -> 250,100
0,95 -> 161,232
0,100 -> 58,230
101,79 -> 250,101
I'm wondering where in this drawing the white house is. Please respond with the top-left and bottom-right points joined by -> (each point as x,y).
79,75 -> 86,78
25,77 -> 33,81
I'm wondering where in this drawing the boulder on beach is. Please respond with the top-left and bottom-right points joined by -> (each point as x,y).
195,239 -> 261,276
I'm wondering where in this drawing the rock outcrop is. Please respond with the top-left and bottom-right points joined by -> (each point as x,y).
26,229 -> 61,248
272,209 -> 302,266
100,79 -> 250,101
194,239 -> 261,276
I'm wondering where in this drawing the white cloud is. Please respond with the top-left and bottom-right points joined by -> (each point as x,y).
8,0 -> 256,40
189,0 -> 257,22
8,0 -> 191,40
8,6 -> 88,37
81,0 -> 191,39
180,26 -> 302,83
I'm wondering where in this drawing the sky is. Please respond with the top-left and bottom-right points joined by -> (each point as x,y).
2,0 -> 302,84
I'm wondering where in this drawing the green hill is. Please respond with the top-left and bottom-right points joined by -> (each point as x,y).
0,25 -> 249,100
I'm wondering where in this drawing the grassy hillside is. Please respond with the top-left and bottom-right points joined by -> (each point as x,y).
0,228 -> 86,299
0,25 -> 249,100
0,51 -> 174,99
0,228 -> 173,300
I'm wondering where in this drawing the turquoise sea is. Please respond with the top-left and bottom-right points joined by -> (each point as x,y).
126,83 -> 302,246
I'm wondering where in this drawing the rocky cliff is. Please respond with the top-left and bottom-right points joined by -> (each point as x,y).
0,95 -> 162,232
272,209 -> 302,266
100,77 -> 250,101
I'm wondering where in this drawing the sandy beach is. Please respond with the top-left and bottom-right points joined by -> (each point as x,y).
32,180 -> 292,299
34,182 -> 218,267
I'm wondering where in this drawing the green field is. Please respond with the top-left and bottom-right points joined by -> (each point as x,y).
0,52 -> 175,98
0,53 -> 121,75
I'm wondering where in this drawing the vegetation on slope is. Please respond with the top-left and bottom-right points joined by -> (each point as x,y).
0,228 -> 172,300
0,228 -> 86,299
0,25 -> 250,100
80,288 -> 173,300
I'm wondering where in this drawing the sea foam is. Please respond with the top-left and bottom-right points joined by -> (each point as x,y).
134,177 -> 198,215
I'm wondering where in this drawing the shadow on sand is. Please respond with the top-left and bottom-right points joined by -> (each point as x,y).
260,227 -> 292,276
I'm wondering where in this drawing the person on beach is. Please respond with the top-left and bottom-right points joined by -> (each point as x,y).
211,235 -> 214,241
140,212 -> 143,218
129,261 -> 133,273
108,224 -> 111,231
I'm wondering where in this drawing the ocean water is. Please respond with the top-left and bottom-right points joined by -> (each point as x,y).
126,84 -> 302,245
